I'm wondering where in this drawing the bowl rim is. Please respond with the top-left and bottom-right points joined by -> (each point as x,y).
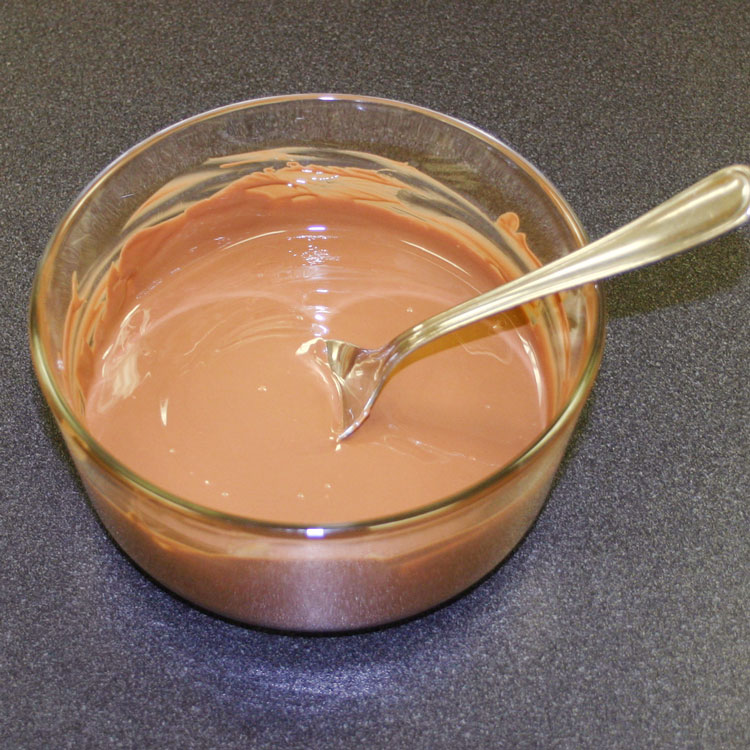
29,92 -> 606,538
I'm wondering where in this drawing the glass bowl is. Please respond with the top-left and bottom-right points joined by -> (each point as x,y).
29,94 -> 604,632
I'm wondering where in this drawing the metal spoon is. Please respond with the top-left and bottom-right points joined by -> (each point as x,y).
315,165 -> 750,440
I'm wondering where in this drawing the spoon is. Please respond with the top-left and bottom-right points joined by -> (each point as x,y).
316,164 -> 750,440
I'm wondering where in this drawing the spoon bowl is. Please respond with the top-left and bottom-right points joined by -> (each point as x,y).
319,165 -> 750,440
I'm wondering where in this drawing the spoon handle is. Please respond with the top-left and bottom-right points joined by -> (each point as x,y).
391,164 -> 750,356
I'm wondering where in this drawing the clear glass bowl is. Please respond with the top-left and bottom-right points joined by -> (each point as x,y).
29,94 -> 604,631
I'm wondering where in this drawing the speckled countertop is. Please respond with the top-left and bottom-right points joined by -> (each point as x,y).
2,1 -> 748,747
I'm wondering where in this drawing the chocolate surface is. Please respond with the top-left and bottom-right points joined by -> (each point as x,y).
73,160 -> 552,524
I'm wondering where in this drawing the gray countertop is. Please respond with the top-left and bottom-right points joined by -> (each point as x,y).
2,1 -> 748,747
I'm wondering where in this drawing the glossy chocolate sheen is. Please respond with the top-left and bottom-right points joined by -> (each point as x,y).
68,162 -> 553,526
